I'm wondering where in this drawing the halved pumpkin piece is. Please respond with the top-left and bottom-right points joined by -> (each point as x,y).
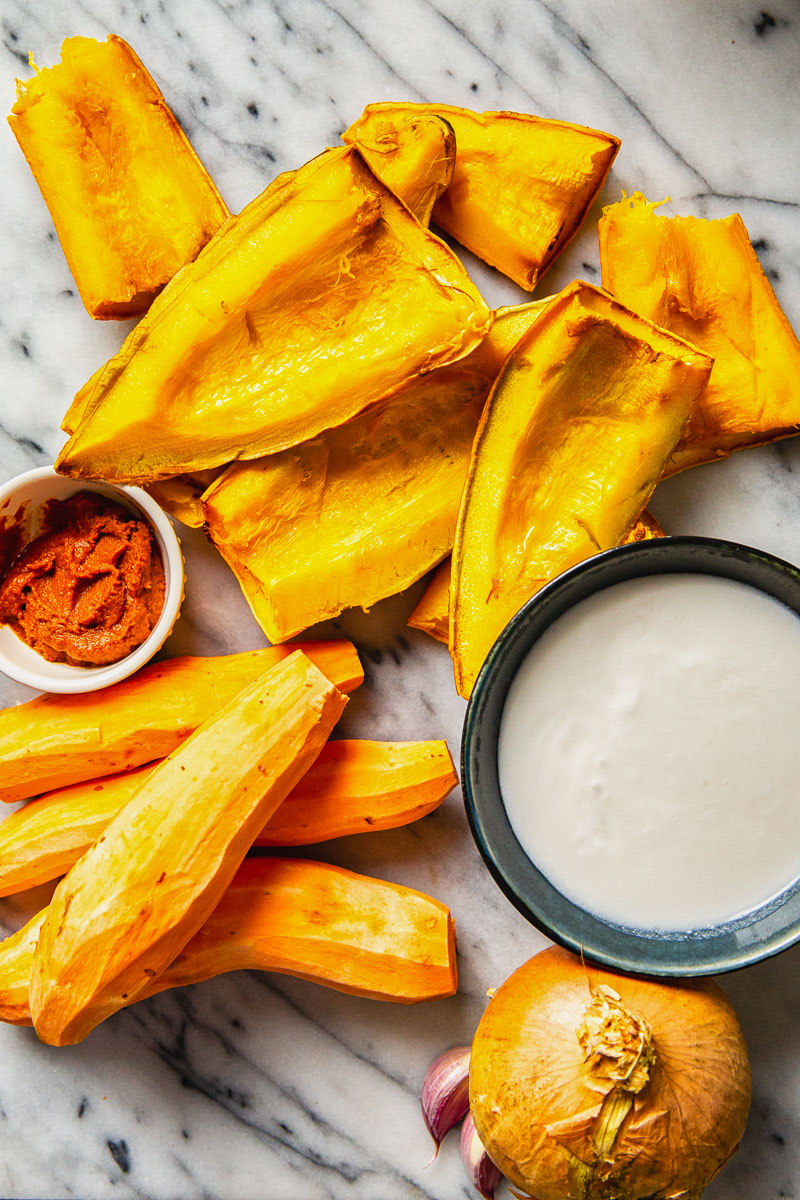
408,511 -> 665,644
202,301 -> 546,641
599,194 -> 800,473
450,281 -> 713,697
56,145 -> 492,484
344,104 -> 619,289
8,36 -> 229,319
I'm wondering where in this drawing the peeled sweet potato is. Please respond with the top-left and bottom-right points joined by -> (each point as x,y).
55,145 -> 492,484
30,651 -> 347,1045
408,512 -> 665,644
202,301 -> 547,641
0,739 -> 456,895
344,104 -> 620,289
255,739 -> 456,845
599,194 -> 800,472
1,856 -> 456,1026
450,281 -> 713,697
0,640 -> 361,805
8,36 -> 229,319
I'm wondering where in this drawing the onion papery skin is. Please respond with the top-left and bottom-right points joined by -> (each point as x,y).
469,947 -> 751,1200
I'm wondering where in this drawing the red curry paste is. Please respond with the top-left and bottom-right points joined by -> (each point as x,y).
0,491 -> 165,666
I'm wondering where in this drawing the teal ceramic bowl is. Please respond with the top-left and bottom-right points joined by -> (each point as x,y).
462,536 -> 800,976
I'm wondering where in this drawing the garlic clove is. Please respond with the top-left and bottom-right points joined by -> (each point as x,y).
421,1045 -> 471,1153
461,1110 -> 504,1199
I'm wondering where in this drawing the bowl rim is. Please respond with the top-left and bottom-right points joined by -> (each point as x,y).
0,465 -> 184,694
461,534 -> 800,977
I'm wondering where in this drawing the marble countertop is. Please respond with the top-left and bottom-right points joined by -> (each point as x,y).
1,1 -> 800,1196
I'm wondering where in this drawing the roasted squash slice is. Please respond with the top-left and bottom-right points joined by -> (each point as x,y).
137,120 -> 457,525
8,36 -> 229,319
0,739 -> 456,896
349,112 -> 456,225
408,511 -> 665,644
344,104 -> 620,290
202,301 -> 547,641
0,641 -> 361,805
30,652 -> 347,1045
2,856 -> 456,1026
450,281 -> 713,697
55,145 -> 492,484
599,194 -> 800,473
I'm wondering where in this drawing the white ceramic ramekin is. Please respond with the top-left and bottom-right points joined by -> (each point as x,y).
0,466 -> 184,693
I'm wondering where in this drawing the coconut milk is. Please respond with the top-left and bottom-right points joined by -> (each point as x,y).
499,573 -> 800,930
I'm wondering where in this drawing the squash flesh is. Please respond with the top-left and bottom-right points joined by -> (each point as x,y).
599,194 -> 800,472
408,511 -> 665,644
344,104 -> 620,289
1,856 -> 456,1026
55,145 -> 492,484
8,36 -> 229,319
0,640 -> 362,805
29,651 -> 347,1045
0,739 -> 456,895
450,281 -> 713,697
201,301 -> 548,641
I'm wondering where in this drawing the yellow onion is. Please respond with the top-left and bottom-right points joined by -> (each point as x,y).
469,946 -> 751,1200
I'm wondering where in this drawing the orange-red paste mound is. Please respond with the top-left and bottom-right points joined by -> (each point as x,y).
0,491 -> 165,667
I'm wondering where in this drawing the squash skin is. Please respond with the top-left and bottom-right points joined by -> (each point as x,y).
344,104 -> 620,290
8,36 -> 229,319
450,281 -> 713,697
55,145 -> 492,484
202,301 -> 547,642
1,856 -> 456,1026
30,652 -> 347,1046
0,739 -> 456,895
408,512 -> 665,644
599,194 -> 800,472
0,641 -> 362,805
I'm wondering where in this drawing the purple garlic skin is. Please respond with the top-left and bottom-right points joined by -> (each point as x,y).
421,1045 -> 471,1152
460,1110 -> 503,1200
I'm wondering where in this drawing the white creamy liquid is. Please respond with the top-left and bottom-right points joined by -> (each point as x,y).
499,573 -> 800,931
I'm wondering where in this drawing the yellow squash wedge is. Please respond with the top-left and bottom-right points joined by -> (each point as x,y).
202,301 -> 547,641
30,651 -> 347,1045
349,112 -> 456,225
1,856 -> 456,1026
409,512 -> 665,644
56,145 -> 492,484
599,194 -> 800,472
8,36 -> 229,319
0,641 -> 361,805
450,281 -> 713,697
344,104 -> 620,289
0,739 -> 456,895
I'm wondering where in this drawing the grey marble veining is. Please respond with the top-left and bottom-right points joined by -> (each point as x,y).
1,0 -> 800,1196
